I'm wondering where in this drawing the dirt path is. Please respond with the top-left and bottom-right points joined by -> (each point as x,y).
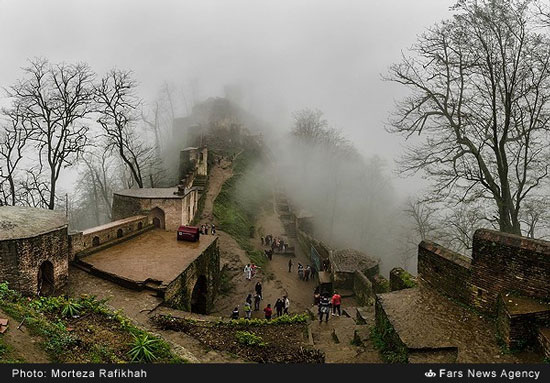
0,309 -> 50,363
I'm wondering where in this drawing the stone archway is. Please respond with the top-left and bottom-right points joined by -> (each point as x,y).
191,275 -> 208,314
92,236 -> 100,247
37,261 -> 54,296
117,228 -> 123,238
149,207 -> 165,229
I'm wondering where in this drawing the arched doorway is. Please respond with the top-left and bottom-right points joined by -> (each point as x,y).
117,228 -> 123,238
138,222 -> 143,230
37,261 -> 54,296
191,275 -> 208,314
92,236 -> 100,247
149,207 -> 165,229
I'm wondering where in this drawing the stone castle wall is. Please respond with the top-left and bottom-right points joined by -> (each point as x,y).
418,240 -> 472,305
0,228 -> 68,295
470,229 -> 550,313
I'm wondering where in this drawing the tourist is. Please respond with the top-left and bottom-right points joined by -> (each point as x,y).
251,263 -> 257,278
279,240 -> 284,252
310,265 -> 317,280
331,291 -> 342,317
254,293 -> 261,311
288,258 -> 293,273
304,265 -> 311,281
244,264 -> 252,280
244,300 -> 252,319
275,298 -> 284,317
318,294 -> 331,323
255,281 -> 263,299
268,249 -> 273,261
231,307 -> 239,320
313,287 -> 321,306
283,295 -> 290,315
246,293 -> 253,305
298,264 -> 304,280
211,224 -> 216,234
264,304 -> 273,320
205,224 -> 210,235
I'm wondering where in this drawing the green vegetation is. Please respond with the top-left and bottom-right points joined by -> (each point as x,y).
227,314 -> 309,326
235,331 -> 266,347
0,282 -> 183,363
370,319 -> 408,363
213,147 -> 271,266
128,334 -> 159,362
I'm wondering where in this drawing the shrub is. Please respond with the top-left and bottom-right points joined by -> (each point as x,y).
61,300 -> 83,318
128,334 -> 159,362
235,331 -> 266,347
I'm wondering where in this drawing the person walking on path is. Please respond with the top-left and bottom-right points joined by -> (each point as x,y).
255,281 -> 263,300
318,295 -> 331,323
211,224 -> 216,234
331,291 -> 342,316
244,300 -> 252,319
275,298 -> 284,317
254,293 -> 261,311
288,258 -> 293,273
264,304 -> 273,320
298,264 -> 304,280
244,264 -> 252,280
283,296 -> 290,315
304,265 -> 311,281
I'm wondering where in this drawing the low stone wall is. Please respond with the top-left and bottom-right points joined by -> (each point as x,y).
470,229 -> 550,313
353,271 -> 375,306
390,267 -> 417,291
164,237 -> 221,313
69,216 -> 149,259
418,240 -> 472,305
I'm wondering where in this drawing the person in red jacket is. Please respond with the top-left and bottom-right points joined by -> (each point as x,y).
331,292 -> 342,316
264,304 -> 273,320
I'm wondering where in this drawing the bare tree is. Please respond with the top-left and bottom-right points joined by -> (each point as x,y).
5,58 -> 94,209
0,105 -> 31,206
386,0 -> 550,235
95,69 -> 153,188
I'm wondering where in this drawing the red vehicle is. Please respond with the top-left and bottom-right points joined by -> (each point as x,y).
177,225 -> 200,242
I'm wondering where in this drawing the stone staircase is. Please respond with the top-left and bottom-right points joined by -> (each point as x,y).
307,306 -> 381,363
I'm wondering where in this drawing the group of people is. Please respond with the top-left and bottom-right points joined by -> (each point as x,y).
287,259 -> 316,282
261,234 -> 288,253
315,289 -> 342,323
199,223 -> 216,235
243,264 -> 260,280
231,282 -> 290,320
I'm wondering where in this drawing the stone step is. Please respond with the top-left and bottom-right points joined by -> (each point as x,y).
356,306 -> 375,325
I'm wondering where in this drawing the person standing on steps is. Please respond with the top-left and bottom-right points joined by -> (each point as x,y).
254,293 -> 261,311
318,294 -> 331,323
211,224 -> 216,234
244,264 -> 252,281
283,295 -> 290,315
275,298 -> 284,317
331,291 -> 342,317
231,306 -> 239,320
264,304 -> 273,320
288,258 -> 293,272
255,281 -> 263,300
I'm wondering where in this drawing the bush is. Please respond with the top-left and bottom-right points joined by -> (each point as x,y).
127,334 -> 159,362
235,331 -> 266,347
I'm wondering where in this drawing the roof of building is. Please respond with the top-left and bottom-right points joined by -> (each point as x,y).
0,206 -> 67,241
329,248 -> 379,274
114,187 -> 186,199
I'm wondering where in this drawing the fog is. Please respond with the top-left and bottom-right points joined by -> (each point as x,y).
0,0 -> 459,272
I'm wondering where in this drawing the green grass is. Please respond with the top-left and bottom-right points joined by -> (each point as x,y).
213,148 -> 271,266
0,282 -> 184,363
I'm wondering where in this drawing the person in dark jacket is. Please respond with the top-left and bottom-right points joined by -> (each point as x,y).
254,293 -> 261,311
255,281 -> 263,299
275,298 -> 284,317
318,295 -> 331,323
231,307 -> 239,320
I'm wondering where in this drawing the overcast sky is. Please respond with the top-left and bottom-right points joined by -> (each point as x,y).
0,0 -> 454,193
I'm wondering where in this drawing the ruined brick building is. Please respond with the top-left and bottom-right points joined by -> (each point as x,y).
0,206 -> 69,296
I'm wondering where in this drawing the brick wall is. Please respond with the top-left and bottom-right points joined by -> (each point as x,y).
70,216 -> 149,258
0,228 -> 69,296
470,229 -> 550,313
164,237 -> 221,313
418,240 -> 472,305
